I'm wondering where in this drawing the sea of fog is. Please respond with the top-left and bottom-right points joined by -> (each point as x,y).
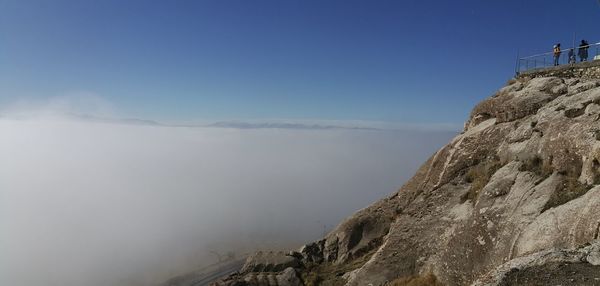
0,118 -> 455,286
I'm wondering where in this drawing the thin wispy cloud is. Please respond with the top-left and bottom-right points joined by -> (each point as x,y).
1,92 -> 117,120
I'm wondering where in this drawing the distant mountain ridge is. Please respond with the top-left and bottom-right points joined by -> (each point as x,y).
206,120 -> 378,130
0,112 -> 460,131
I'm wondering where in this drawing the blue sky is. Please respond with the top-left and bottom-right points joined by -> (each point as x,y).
1,0 -> 599,124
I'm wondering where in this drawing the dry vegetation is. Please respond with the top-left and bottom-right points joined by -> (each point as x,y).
516,155 -> 591,212
506,78 -> 518,85
462,156 -> 502,203
592,158 -> 600,185
389,273 -> 444,286
542,176 -> 591,212
301,250 -> 376,286
518,155 -> 553,178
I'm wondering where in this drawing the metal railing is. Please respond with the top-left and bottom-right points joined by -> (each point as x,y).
517,42 -> 600,74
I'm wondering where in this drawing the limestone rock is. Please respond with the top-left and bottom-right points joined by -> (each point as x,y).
472,241 -> 600,286
275,267 -> 302,286
241,251 -> 300,273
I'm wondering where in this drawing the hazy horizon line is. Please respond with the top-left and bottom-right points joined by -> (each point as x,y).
0,111 -> 463,132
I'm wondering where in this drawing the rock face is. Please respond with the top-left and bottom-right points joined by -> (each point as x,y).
472,241 -> 600,286
240,251 -> 301,273
213,64 -> 600,286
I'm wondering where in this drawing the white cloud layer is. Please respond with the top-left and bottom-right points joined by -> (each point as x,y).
0,117 -> 455,286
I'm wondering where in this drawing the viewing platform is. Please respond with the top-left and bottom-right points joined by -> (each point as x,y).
517,60 -> 600,79
516,41 -> 600,79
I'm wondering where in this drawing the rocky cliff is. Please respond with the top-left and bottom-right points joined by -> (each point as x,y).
212,63 -> 600,286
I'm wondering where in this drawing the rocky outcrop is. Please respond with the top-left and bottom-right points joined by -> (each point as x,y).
213,65 -> 600,286
472,240 -> 600,286
241,251 -> 301,273
212,267 -> 302,286
519,59 -> 600,80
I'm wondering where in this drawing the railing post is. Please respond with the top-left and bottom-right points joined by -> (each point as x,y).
515,50 -> 521,75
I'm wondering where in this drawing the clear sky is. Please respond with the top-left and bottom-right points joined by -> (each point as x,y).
1,0 -> 599,124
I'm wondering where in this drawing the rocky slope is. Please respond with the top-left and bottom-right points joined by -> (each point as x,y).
212,63 -> 600,286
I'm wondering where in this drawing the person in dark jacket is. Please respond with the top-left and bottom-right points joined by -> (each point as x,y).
553,43 -> 561,66
578,40 -> 589,62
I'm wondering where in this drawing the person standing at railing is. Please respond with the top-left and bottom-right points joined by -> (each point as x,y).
553,43 -> 561,66
568,49 -> 576,64
578,40 -> 589,62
